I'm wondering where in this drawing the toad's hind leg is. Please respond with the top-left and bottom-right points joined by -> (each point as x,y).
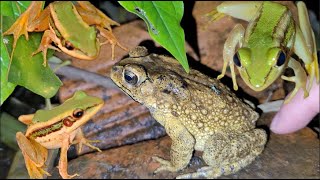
177,129 -> 267,179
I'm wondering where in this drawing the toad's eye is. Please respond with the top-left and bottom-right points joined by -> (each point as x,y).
73,109 -> 84,119
276,51 -> 286,66
124,70 -> 138,85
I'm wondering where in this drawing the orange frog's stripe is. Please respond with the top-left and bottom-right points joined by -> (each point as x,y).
29,116 -> 76,139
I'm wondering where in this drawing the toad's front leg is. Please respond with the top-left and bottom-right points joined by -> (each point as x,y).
153,119 -> 195,173
177,129 -> 267,179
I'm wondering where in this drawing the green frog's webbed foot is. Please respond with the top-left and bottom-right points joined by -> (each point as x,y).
58,170 -> 79,179
76,138 -> 102,154
281,58 -> 309,104
295,1 -> 319,91
3,2 -> 45,50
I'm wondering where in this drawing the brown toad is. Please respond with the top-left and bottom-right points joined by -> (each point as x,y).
110,46 -> 267,179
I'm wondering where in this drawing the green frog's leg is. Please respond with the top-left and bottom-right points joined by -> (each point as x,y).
72,128 -> 102,154
3,2 -> 50,75
153,119 -> 195,173
206,1 -> 262,23
75,1 -> 119,31
176,129 -> 267,179
18,114 -> 35,125
2,2 -> 48,51
96,26 -> 128,60
208,1 -> 263,91
32,25 -> 61,66
294,1 -> 319,91
16,132 -> 51,179
74,1 -> 127,60
281,57 -> 309,104
217,24 -> 245,91
58,134 -> 79,179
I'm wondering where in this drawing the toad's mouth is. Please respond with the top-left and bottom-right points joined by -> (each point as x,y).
116,83 -> 136,100
110,67 -> 141,103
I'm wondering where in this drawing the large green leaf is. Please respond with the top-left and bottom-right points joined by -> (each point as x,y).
0,1 -> 31,18
1,19 -> 16,105
0,112 -> 26,150
119,1 -> 189,73
2,17 -> 62,99
0,1 -> 31,105
1,1 -> 62,104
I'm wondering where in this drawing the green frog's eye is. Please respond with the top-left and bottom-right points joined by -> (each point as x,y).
124,70 -> 138,85
65,41 -> 74,50
233,53 -> 241,67
73,109 -> 84,118
276,51 -> 286,66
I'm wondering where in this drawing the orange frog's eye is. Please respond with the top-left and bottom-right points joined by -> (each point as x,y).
73,109 -> 84,118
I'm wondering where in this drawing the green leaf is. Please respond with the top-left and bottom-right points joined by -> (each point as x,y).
2,16 -> 62,101
119,1 -> 189,73
0,112 -> 26,150
1,1 -> 61,104
0,1 -> 32,105
1,19 -> 16,105
0,1 -> 31,18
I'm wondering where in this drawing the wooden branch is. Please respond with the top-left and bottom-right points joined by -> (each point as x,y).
49,62 -> 118,89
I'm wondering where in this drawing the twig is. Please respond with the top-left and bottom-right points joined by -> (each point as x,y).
45,98 -> 52,110
49,62 -> 118,89
49,62 -> 284,113
257,100 -> 284,113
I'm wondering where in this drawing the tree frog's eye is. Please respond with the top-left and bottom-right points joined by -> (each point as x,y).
73,109 -> 84,118
276,51 -> 286,66
65,41 -> 74,50
95,27 -> 100,34
124,70 -> 138,85
233,53 -> 242,67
